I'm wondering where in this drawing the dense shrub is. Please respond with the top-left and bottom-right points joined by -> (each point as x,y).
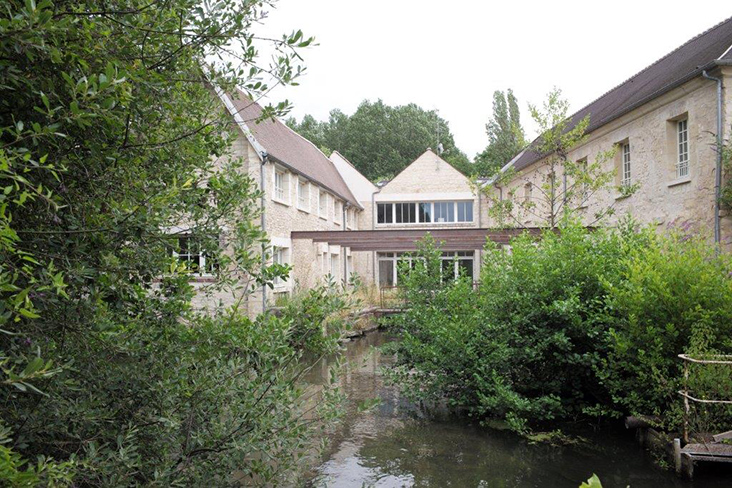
386,221 -> 732,433
0,0 -> 343,485
600,229 -> 732,428
279,277 -> 361,354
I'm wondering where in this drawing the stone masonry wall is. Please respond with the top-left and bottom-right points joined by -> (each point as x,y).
480,76 -> 731,249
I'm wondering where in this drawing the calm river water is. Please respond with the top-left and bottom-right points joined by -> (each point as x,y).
303,332 -> 731,488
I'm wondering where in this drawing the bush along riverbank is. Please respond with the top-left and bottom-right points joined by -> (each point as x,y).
383,218 -> 732,447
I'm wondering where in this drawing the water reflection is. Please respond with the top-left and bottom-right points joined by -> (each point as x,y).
305,332 -> 729,488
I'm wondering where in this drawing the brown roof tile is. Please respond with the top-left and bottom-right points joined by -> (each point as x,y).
227,91 -> 360,207
512,16 -> 732,173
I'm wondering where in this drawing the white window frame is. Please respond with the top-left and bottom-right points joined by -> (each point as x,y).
376,251 -> 474,287
376,201 -> 474,225
334,199 -> 342,225
329,250 -> 340,278
440,251 -> 475,282
456,201 -> 473,222
677,119 -> 689,178
172,235 -> 214,277
297,178 -> 309,212
318,190 -> 328,220
270,238 -> 293,289
273,166 -> 289,205
621,143 -> 631,186
272,247 -> 285,285
346,208 -> 357,230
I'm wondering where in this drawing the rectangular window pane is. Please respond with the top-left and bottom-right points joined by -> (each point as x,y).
622,143 -> 631,186
274,171 -> 285,201
456,201 -> 473,222
458,259 -> 473,280
441,258 -> 454,283
395,203 -> 416,223
176,236 -> 215,275
418,202 -> 432,223
434,202 -> 455,222
378,258 -> 394,286
297,180 -> 308,208
377,203 -> 393,224
273,248 -> 284,284
677,120 -> 689,178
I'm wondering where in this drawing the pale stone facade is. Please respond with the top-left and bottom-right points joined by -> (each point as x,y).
484,68 -> 732,248
190,93 -> 369,319
189,21 -> 732,316
373,150 -> 482,284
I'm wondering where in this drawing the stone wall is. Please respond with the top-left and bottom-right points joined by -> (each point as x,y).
375,150 -> 479,231
481,74 -> 732,249
188,128 -> 371,319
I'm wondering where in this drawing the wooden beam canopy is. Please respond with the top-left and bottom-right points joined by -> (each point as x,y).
290,228 -> 544,252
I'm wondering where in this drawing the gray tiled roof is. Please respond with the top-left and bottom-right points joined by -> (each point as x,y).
228,91 -> 360,207
511,16 -> 732,173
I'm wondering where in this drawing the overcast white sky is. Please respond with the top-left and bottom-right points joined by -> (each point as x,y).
254,1 -> 732,159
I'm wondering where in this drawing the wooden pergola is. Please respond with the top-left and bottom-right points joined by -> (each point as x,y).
290,228 -> 544,252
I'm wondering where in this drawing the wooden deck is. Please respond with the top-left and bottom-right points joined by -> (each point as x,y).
682,442 -> 732,460
678,440 -> 732,478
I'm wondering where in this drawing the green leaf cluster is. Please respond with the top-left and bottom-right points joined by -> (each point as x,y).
286,100 -> 472,181
0,0 -> 348,485
386,219 -> 732,434
474,89 -> 526,178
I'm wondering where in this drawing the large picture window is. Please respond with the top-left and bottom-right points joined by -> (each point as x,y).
377,251 -> 474,286
377,201 -> 473,224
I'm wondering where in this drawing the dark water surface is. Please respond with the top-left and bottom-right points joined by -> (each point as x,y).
304,332 -> 731,488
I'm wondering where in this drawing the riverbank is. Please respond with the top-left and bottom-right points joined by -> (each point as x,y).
304,332 -> 731,487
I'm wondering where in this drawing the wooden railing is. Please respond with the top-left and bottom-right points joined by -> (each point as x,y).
678,353 -> 732,443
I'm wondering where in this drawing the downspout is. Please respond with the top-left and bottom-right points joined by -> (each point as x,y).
371,189 -> 377,287
702,70 -> 723,247
260,152 -> 268,313
478,189 -> 482,228
343,202 -> 349,286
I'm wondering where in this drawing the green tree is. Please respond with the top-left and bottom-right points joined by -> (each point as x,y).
0,0 -> 346,485
484,88 -> 631,228
288,100 -> 471,181
474,89 -> 526,177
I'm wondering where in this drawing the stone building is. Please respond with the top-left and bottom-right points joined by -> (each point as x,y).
184,89 -> 365,317
186,16 -> 732,316
484,17 -> 732,247
371,149 -> 482,285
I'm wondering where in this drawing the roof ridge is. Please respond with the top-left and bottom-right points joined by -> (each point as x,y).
564,15 -> 732,124
330,150 -> 358,171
